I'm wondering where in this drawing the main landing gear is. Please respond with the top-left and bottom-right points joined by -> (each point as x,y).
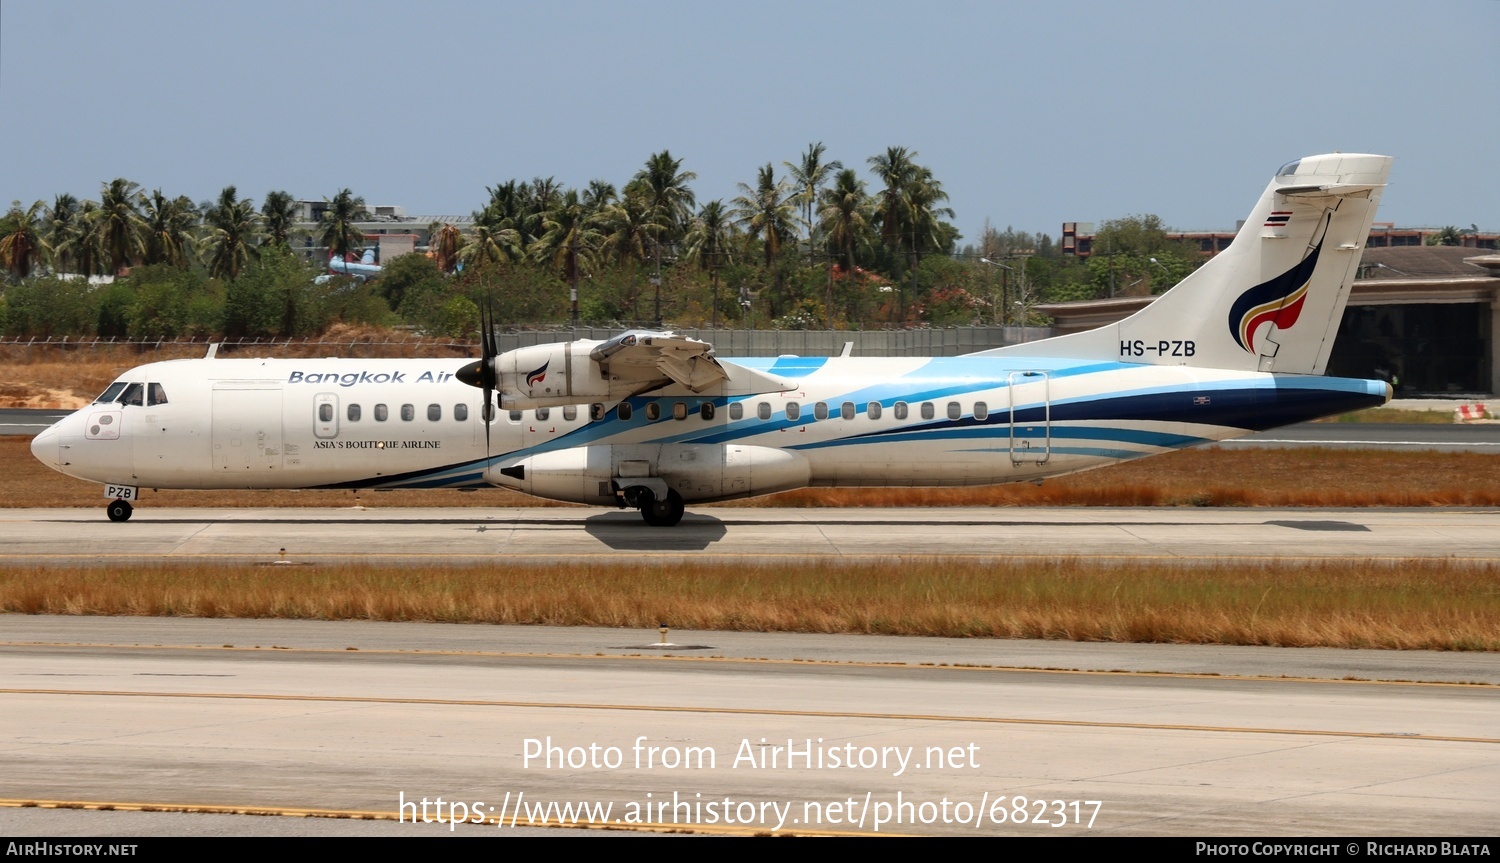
106,499 -> 134,522
621,486 -> 686,527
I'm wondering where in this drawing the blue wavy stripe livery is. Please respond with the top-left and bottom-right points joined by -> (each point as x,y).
311,377 -> 1383,489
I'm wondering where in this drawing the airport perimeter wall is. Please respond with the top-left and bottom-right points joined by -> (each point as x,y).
0,327 -> 1054,359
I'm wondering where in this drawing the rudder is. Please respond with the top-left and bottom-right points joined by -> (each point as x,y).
980,153 -> 1391,374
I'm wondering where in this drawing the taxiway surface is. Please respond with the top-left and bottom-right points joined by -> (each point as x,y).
3,505 -> 1499,564
1,616 -> 1496,836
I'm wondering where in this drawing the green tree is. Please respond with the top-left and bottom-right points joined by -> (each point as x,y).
44,194 -> 83,275
141,190 -> 198,268
261,190 -> 299,248
784,142 -> 841,249
868,146 -> 918,263
1428,226 -> 1462,246
683,200 -> 737,326
732,163 -> 798,268
818,168 -> 872,272
97,178 -> 146,276
203,186 -> 261,281
0,200 -> 49,279
319,189 -> 367,261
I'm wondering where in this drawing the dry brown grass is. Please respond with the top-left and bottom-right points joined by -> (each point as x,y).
0,332 -> 476,408
8,436 -> 1500,509
3,557 -> 1495,650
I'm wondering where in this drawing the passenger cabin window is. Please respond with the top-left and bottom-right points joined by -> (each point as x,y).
867,402 -> 881,420
894,401 -> 908,420
974,401 -> 988,421
786,402 -> 801,421
645,403 -> 660,421
814,402 -> 828,420
428,404 -> 442,422
921,402 -> 935,420
618,402 -> 633,421
673,402 -> 687,421
757,402 -> 771,420
700,402 -> 715,420
563,405 -> 577,421
94,383 -> 128,404
590,403 -> 605,421
147,383 -> 168,406
401,404 -> 415,421
508,409 -> 522,422
730,403 -> 743,420
454,404 -> 468,421
348,404 -> 361,422
947,401 -> 961,420
319,403 -> 334,422
841,402 -> 856,420
119,383 -> 144,406
536,407 -> 550,421
375,404 -> 389,421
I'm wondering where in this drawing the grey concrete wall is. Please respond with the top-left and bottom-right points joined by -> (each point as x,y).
494,326 -> 1053,357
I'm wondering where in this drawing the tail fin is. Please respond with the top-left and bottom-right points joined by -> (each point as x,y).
982,153 -> 1391,374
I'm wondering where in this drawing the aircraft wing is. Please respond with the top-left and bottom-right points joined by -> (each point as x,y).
590,331 -> 730,393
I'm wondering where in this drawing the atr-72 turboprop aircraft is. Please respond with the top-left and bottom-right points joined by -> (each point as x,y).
32,153 -> 1393,526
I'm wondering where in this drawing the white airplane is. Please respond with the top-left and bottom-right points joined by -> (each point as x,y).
31,153 -> 1393,526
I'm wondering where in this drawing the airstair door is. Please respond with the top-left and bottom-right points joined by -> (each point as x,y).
1007,371 -> 1051,466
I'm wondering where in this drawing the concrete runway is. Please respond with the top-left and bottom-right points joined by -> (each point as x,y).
3,505 -> 1500,564
2,616 -> 1496,836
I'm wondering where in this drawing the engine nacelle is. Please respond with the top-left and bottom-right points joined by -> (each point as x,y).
485,444 -> 811,505
496,342 -> 609,409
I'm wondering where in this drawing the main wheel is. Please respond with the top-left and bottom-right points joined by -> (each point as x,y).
106,499 -> 133,522
640,489 -> 685,527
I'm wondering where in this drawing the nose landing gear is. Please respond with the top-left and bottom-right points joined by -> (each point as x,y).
106,499 -> 134,522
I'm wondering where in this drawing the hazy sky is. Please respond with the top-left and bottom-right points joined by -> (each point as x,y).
2,0 -> 1495,243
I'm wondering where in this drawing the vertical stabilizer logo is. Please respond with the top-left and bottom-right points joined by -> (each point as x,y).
1227,236 -> 1325,353
525,360 -> 549,387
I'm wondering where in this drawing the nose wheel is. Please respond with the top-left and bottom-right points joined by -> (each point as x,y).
106,499 -> 134,522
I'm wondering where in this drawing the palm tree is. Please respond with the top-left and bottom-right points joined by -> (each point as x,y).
784,142 -> 841,249
44,194 -> 82,274
633,151 -> 697,322
683,200 -> 737,328
459,223 -> 523,268
319,189 -> 367,261
583,179 -> 617,213
597,184 -> 665,318
0,200 -> 49,278
731,164 -> 798,268
261,191 -> 299,248
868,146 -> 919,260
531,190 -> 605,325
141,190 -> 198,268
819,168 -> 872,272
97,178 -> 146,276
904,167 -> 956,266
429,222 -> 466,273
72,201 -> 107,278
633,151 -> 697,240
203,186 -> 262,281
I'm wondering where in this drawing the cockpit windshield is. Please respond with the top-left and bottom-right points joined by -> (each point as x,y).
93,382 -> 128,404
118,383 -> 144,406
1276,159 -> 1301,177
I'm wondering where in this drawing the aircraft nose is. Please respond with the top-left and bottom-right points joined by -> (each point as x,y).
30,424 -> 59,467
